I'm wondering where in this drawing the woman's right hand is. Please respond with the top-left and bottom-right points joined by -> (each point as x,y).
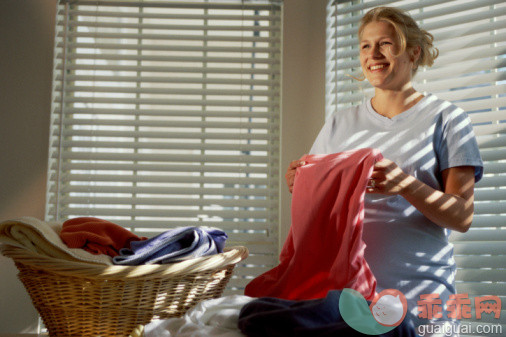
285,156 -> 307,193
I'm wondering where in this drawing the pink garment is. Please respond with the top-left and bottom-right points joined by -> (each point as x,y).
245,148 -> 382,301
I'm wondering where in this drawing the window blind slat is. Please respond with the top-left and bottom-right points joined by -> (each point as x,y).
474,201 -> 506,215
455,255 -> 506,269
475,174 -> 506,188
58,31 -> 280,43
475,189 -> 506,201
54,185 -> 276,197
62,53 -> 279,65
56,96 -> 278,108
60,0 -> 281,10
451,230 -> 506,242
68,220 -> 277,232
472,123 -> 506,137
55,129 -> 278,140
60,75 -> 277,86
454,282 -> 506,296
58,85 -> 278,96
53,153 -> 274,165
474,135 -> 506,150
56,196 -> 273,208
454,269 -> 506,283
62,42 -> 279,54
66,9 -> 280,21
453,242 -> 506,255
57,141 -> 275,152
55,63 -> 279,75
68,20 -> 278,32
59,107 -> 278,118
471,215 -> 506,228
434,32 -> 506,55
57,119 -> 277,130
53,207 -> 271,219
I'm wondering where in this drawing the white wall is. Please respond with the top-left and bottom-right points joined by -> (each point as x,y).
279,0 -> 327,248
0,0 -> 56,333
0,0 -> 326,333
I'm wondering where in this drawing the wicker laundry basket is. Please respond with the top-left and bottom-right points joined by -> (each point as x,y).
0,244 -> 248,337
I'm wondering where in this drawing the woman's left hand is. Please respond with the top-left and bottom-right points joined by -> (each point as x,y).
366,158 -> 415,195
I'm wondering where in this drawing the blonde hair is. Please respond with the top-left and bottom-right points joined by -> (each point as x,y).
358,6 -> 439,76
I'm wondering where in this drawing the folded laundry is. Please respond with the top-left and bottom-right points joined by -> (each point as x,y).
0,217 -> 113,264
60,217 -> 147,257
113,226 -> 228,265
238,290 -> 418,337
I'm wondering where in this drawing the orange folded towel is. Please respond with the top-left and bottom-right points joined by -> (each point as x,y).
60,217 -> 147,257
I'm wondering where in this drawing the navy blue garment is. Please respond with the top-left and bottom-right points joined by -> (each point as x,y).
113,226 -> 227,265
238,290 -> 418,337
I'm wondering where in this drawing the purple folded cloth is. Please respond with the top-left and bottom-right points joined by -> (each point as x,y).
112,226 -> 227,265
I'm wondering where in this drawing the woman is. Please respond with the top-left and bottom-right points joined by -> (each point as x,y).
285,6 -> 483,332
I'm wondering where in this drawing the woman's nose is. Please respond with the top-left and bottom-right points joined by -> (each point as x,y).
370,44 -> 383,58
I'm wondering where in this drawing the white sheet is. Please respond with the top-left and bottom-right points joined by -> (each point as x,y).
144,295 -> 254,337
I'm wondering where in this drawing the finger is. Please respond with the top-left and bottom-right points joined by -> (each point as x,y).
373,158 -> 392,169
288,183 -> 294,193
365,186 -> 376,194
290,155 -> 309,168
366,178 -> 376,188
369,172 -> 386,180
285,173 -> 294,185
289,160 -> 306,169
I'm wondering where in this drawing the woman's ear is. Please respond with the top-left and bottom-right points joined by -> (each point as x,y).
411,45 -> 421,63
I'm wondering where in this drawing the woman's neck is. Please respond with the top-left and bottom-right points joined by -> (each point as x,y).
371,86 -> 424,119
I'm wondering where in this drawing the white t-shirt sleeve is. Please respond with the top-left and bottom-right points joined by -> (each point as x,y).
438,107 -> 484,182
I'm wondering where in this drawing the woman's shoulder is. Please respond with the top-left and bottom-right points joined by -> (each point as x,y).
423,93 -> 466,114
421,93 -> 470,122
422,94 -> 476,137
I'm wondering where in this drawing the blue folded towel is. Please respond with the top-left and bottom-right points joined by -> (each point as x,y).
112,227 -> 227,265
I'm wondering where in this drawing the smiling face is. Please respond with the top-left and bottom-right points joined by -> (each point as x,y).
359,21 -> 416,92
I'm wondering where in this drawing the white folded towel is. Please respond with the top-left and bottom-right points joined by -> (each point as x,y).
0,216 -> 112,265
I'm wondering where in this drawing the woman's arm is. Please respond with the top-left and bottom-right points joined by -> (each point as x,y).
368,159 -> 476,233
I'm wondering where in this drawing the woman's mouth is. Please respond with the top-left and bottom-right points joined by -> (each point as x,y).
369,64 -> 388,71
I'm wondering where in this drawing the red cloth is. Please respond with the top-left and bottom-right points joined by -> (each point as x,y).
60,217 -> 146,257
245,148 -> 381,301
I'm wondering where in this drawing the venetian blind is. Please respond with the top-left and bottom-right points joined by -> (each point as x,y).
46,0 -> 282,294
327,0 -> 505,334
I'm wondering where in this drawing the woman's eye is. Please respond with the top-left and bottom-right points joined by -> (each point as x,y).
361,44 -> 370,49
380,41 -> 392,46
